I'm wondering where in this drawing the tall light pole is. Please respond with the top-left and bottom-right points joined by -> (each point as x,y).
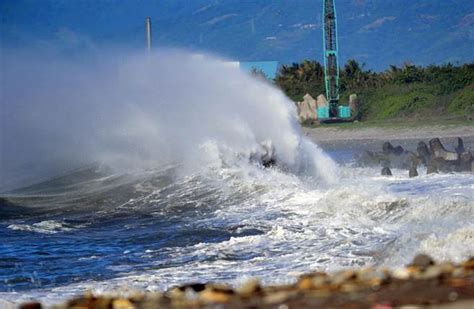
146,17 -> 152,53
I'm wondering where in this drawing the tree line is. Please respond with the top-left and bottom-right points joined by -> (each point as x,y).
271,60 -> 473,120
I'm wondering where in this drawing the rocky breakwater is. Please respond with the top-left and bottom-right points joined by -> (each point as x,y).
20,255 -> 474,308
358,137 -> 473,177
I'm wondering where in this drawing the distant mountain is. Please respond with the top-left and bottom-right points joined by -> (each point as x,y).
1,0 -> 473,70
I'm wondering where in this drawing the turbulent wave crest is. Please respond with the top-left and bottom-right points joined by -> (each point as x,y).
0,50 -> 336,190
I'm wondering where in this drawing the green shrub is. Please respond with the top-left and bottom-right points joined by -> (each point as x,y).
448,84 -> 474,115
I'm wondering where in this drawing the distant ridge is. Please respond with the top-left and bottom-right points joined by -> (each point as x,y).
1,0 -> 473,70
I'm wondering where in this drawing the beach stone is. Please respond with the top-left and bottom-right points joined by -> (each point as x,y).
409,254 -> 435,270
263,291 -> 294,305
369,270 -> 391,287
381,167 -> 392,176
462,257 -> 474,270
19,302 -> 42,309
312,274 -> 330,288
112,298 -> 135,309
393,268 -> 410,280
331,270 -> 357,286
409,167 -> 418,178
199,287 -> 232,304
418,265 -> 444,280
298,277 -> 315,290
237,279 -> 262,297
341,283 -> 359,293
67,296 -> 113,308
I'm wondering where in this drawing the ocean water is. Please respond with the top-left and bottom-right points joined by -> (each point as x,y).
1,149 -> 473,305
0,51 -> 473,305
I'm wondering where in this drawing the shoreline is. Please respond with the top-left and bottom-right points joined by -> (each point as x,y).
17,256 -> 474,308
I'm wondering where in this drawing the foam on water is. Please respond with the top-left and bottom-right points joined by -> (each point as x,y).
3,163 -> 473,305
7,220 -> 84,234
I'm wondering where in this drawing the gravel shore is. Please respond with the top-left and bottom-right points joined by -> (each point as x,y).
19,255 -> 474,308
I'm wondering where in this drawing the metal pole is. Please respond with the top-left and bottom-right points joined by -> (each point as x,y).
146,17 -> 152,52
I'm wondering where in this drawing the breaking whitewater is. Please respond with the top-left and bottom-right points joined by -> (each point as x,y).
1,51 -> 473,305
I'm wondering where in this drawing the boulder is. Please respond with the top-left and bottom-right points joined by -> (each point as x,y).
296,94 -> 318,122
429,138 -> 459,161
381,167 -> 392,176
409,167 -> 418,178
426,162 -> 438,174
349,94 -> 359,117
317,94 -> 328,108
416,141 -> 431,166
260,141 -> 276,168
358,138 -> 472,175
460,152 -> 473,172
455,137 -> 465,154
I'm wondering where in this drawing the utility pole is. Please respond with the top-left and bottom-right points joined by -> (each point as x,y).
146,17 -> 152,52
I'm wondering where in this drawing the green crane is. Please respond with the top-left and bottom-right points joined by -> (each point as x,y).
319,0 -> 352,122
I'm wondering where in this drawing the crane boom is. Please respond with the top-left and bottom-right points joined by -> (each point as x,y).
323,0 -> 340,117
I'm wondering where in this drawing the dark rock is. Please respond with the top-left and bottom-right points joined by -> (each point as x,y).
460,152 -> 473,172
381,167 -> 392,176
429,138 -> 459,161
394,145 -> 404,156
455,137 -> 465,154
427,162 -> 438,174
409,167 -> 418,178
410,254 -> 435,270
249,142 -> 277,168
382,142 -> 395,155
417,141 -> 431,166
357,150 -> 387,167
261,142 -> 276,168
406,151 -> 420,168
177,283 -> 207,292
20,303 -> 42,309
435,157 -> 456,173
383,142 -> 404,156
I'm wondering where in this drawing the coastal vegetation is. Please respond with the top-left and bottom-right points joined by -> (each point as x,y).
274,60 -> 474,121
